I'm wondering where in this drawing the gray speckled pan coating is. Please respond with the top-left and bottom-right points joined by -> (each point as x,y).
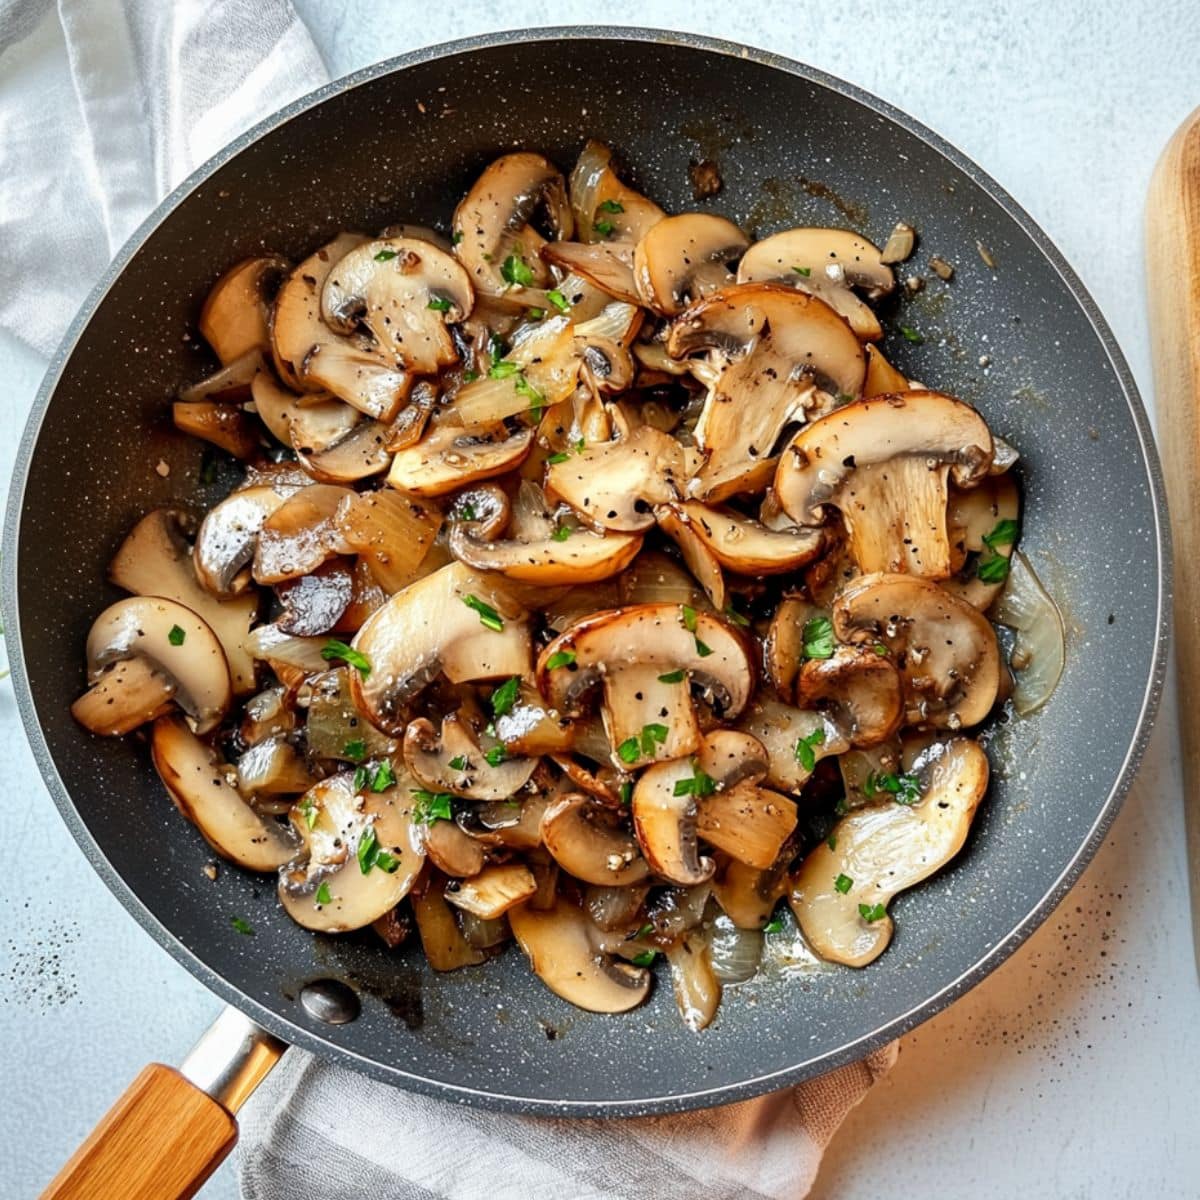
1,29 -> 1170,1116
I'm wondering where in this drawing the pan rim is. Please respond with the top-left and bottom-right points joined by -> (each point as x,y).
1,25 -> 1172,1116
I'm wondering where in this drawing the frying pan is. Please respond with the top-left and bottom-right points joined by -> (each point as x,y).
4,25 -> 1169,1195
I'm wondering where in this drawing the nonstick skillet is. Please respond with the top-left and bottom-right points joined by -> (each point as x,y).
3,25 -> 1168,1194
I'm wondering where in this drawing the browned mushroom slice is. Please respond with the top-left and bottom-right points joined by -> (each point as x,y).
109,510 -> 260,694
179,347 -> 267,404
321,237 -> 474,374
795,645 -> 904,748
274,559 -> 355,637
789,737 -> 988,966
863,343 -> 911,397
235,736 -> 319,799
568,141 -> 666,244
252,483 -> 353,585
193,483 -> 296,597
336,488 -> 443,594
298,419 -> 392,484
833,572 -> 1001,729
737,228 -> 893,340
444,864 -> 537,919
633,213 -> 750,315
652,504 -> 726,611
542,240 -> 640,303
421,818 -> 488,878
402,714 -> 536,801
453,152 -> 573,300
74,596 -> 232,737
774,391 -> 994,578
584,883 -> 651,931
764,595 -> 823,698
70,658 -> 177,737
736,697 -> 848,793
350,562 -> 532,733
665,929 -> 722,1032
508,897 -> 651,1014
279,770 -> 424,933
151,715 -> 297,871
659,501 -> 825,576
387,422 -> 534,496
667,284 -> 867,501
250,368 -> 360,452
697,781 -> 797,870
410,872 -> 488,970
943,473 -> 1021,609
172,399 -> 260,459
545,425 -> 685,532
541,793 -> 649,886
199,255 -> 289,364
712,852 -> 793,930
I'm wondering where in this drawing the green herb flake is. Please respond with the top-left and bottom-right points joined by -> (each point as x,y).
501,253 -> 535,287
618,781 -> 633,805
593,219 -> 615,237
695,638 -> 713,658
762,915 -> 784,933
488,360 -> 521,380
315,882 -> 332,907
793,726 -> 826,772
657,669 -> 686,684
673,761 -> 716,798
859,902 -> 887,923
546,289 -> 571,314
451,230 -> 464,245
488,333 -> 507,367
343,739 -> 367,763
374,850 -> 400,873
640,723 -> 669,756
977,551 -> 1011,583
352,766 -> 368,792
527,307 -> 546,320
983,518 -> 1019,549
874,642 -> 889,656
462,594 -> 504,632
680,604 -> 698,633
463,369 -> 479,383
199,449 -> 218,486
574,437 -> 586,453
723,604 -> 750,627
357,826 -> 380,874
374,249 -> 398,262
546,451 -> 570,465
490,675 -> 521,717
167,624 -> 186,646
802,616 -> 835,660
411,789 -> 454,824
550,524 -> 571,542
834,873 -> 854,895
630,950 -> 656,967
792,265 -> 812,277
231,916 -> 254,936
514,373 -> 545,420
546,649 -> 577,671
899,325 -> 925,344
598,199 -> 625,214
300,797 -> 320,829
371,760 -> 397,792
484,744 -> 507,767
448,754 -> 468,771
321,639 -> 371,678
864,771 -> 922,805
632,922 -> 654,940
826,833 -> 838,851
458,501 -> 478,522
427,295 -> 452,313
617,737 -> 640,765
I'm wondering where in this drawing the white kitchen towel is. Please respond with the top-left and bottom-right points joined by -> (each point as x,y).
237,1043 -> 898,1200
0,0 -> 328,358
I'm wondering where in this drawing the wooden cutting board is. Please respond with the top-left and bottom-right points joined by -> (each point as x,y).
1146,104 -> 1200,973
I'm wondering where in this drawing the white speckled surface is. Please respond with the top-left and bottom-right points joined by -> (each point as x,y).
1,3 -> 1196,1198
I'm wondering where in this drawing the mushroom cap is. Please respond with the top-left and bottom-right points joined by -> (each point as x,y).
789,737 -> 988,966
402,713 -> 537,801
443,863 -> 538,920
199,255 -> 289,365
321,237 -> 474,375
832,572 -> 1001,729
736,697 -> 848,793
508,896 -> 651,1014
449,520 -> 642,586
193,482 -> 295,596
795,645 -> 905,748
387,422 -> 534,496
633,212 -> 750,315
85,596 -> 232,735
250,369 -> 360,455
659,501 -> 824,576
541,792 -> 650,886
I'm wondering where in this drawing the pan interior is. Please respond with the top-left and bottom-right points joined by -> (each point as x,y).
7,32 -> 1165,1114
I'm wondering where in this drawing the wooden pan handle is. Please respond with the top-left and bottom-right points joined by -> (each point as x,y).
40,1008 -> 286,1200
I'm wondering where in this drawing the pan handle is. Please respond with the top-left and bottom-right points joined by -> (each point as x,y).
40,1007 -> 286,1200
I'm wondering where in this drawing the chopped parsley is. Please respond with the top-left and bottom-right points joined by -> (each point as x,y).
617,737 -> 641,764
792,265 -> 812,277
657,669 -> 686,684
598,199 -> 625,214
724,603 -> 750,627
427,295 -> 452,313
593,219 -> 615,237
826,832 -> 838,851
411,790 -> 454,824
514,373 -> 545,421
488,332 -> 507,367
640,723 -> 669,756
550,524 -> 571,542
673,761 -> 716,798
762,915 -> 784,933
374,248 -> 398,262
834,873 -> 853,895
167,624 -> 186,646
794,726 -> 827,772
546,451 -> 570,465
630,950 -> 657,967
977,519 -> 1018,583
977,554 -> 1010,582
343,739 -> 367,763
501,253 -> 535,287
299,796 -> 319,829
874,642 -> 889,656
199,448 -> 218,486
527,307 -> 546,320
352,766 -> 368,792
858,902 -> 887,923
489,360 -> 520,380
490,676 -> 521,717
545,649 -> 577,671
681,604 -> 699,632
230,916 -> 254,936
315,882 -> 332,907
371,760 -> 396,792
802,616 -> 835,660
484,744 -> 507,767
631,922 -> 654,940
546,288 -> 571,314
695,638 -> 713,657
463,369 -> 479,383
983,518 -> 1019,550
448,754 -> 468,771
864,770 -> 922,805
321,639 -> 371,678
462,593 -> 504,632
458,501 -> 478,522
899,325 -> 924,344
618,781 -> 633,805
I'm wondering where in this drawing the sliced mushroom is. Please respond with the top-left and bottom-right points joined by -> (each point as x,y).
789,737 -> 988,966
453,152 -> 573,298
863,343 -> 910,397
74,597 -> 231,736
737,228 -> 893,340
537,603 -> 753,767
444,863 -> 537,919
253,484 -> 353,585
179,347 -> 267,405
172,399 -> 260,460
321,237 -> 473,374
541,793 -> 649,886
795,645 -> 904,748
279,770 -> 424,933
775,391 -> 994,578
633,213 -> 750,315
508,897 -> 651,1014
350,562 -> 532,733
450,518 -> 642,585
250,368 -> 360,452
542,240 -> 640,303
193,482 -> 296,596
387,422 -> 534,496
411,871 -> 488,970
298,419 -> 392,484
447,483 -> 510,540
199,256 -> 289,365
421,818 -> 488,878
667,284 -> 867,501
833,572 -> 1001,729
568,140 -> 666,244
151,715 -> 297,871
402,714 -> 537,801
764,595 -> 822,697
736,697 -> 848,793
943,473 -> 1021,609
653,502 -> 727,610
658,501 -> 824,576
544,425 -> 685,532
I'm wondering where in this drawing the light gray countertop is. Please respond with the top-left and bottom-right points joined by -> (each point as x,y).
1,3 -> 1197,1197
